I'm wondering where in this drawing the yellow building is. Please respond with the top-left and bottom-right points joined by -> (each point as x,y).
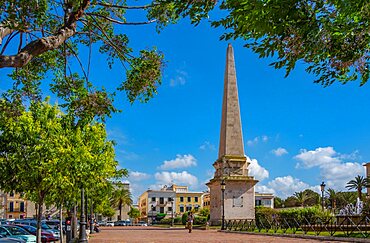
138,185 -> 205,223
3,192 -> 35,219
202,192 -> 210,211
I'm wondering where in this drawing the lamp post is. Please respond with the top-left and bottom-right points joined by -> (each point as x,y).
79,188 -> 88,243
221,179 -> 226,230
320,181 -> 326,211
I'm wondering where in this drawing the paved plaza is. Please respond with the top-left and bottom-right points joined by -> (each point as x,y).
88,226 -> 348,243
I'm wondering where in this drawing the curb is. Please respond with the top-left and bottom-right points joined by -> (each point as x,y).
219,230 -> 370,242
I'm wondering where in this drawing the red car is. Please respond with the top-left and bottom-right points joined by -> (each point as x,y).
14,225 -> 58,243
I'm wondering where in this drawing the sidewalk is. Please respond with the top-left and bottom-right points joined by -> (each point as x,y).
88,226 -> 347,243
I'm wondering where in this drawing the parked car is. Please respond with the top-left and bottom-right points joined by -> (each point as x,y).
15,225 -> 57,243
0,225 -> 36,243
106,222 -> 114,227
12,221 -> 59,240
43,221 -> 60,231
0,236 -> 26,243
97,221 -> 106,227
137,221 -> 147,226
114,221 -> 126,226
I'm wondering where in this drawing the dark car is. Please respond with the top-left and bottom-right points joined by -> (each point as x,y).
15,225 -> 57,243
114,221 -> 126,226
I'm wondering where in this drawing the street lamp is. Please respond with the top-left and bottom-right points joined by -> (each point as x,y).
79,188 -> 88,243
320,181 -> 326,211
221,179 -> 226,230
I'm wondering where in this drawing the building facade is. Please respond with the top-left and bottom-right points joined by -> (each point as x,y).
138,185 -> 204,223
0,192 -> 36,219
255,193 -> 274,208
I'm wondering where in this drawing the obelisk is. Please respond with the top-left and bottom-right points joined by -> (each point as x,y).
207,44 -> 258,225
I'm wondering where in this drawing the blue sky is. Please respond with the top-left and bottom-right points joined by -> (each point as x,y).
97,17 -> 370,201
2,9 -> 370,202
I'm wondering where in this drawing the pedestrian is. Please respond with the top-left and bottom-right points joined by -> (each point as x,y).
187,211 -> 194,233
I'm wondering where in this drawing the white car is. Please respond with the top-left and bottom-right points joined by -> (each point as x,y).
106,222 -> 114,227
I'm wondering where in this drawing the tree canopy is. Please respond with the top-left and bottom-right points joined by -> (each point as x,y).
0,0 -> 368,119
214,0 -> 370,86
0,99 -> 123,242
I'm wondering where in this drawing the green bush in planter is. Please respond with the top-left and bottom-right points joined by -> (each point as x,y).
194,216 -> 207,225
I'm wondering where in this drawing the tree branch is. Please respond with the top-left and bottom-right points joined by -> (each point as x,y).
0,25 -> 16,45
86,13 -> 157,25
0,0 -> 91,68
96,2 -> 158,9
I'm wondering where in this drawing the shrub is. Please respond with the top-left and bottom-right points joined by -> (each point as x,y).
159,218 -> 172,224
174,217 -> 182,224
194,216 -> 207,225
255,206 -> 278,228
181,212 -> 188,225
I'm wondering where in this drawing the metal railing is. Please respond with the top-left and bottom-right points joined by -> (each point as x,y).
224,215 -> 370,238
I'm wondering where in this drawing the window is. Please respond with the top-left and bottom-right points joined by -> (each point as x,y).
255,200 -> 262,206
20,202 -> 25,212
9,192 -> 14,197
194,197 -> 198,202
186,206 -> 192,211
159,197 -> 164,204
168,207 -> 172,212
263,199 -> 271,206
180,197 -> 184,202
151,197 -> 156,202
187,197 -> 191,202
9,202 -> 14,212
194,205 -> 199,212
160,207 -> 164,213
180,206 -> 184,213
151,205 -> 156,212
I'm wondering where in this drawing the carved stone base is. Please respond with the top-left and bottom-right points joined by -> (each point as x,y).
207,176 -> 258,225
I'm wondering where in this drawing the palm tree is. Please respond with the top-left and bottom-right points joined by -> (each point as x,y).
345,175 -> 369,201
293,191 -> 311,207
326,188 -> 339,212
110,185 -> 132,221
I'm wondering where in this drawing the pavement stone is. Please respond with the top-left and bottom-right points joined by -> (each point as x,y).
88,226 -> 351,243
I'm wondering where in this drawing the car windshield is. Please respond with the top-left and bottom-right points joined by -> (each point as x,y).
21,225 -> 36,234
30,222 -> 51,230
6,226 -> 29,235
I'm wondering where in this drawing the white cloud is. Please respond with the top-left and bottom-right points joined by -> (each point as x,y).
295,147 -> 340,168
170,70 -> 188,87
154,171 -> 199,188
158,154 -> 197,170
267,176 -> 310,199
199,141 -> 216,151
247,135 -> 268,146
247,156 -> 269,181
271,147 -> 288,157
294,147 -> 365,190
129,171 -> 151,181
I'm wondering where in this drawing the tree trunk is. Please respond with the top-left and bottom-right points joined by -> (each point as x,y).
36,199 -> 44,243
72,205 -> 78,239
358,188 -> 362,201
119,204 -> 122,221
59,205 -> 63,243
